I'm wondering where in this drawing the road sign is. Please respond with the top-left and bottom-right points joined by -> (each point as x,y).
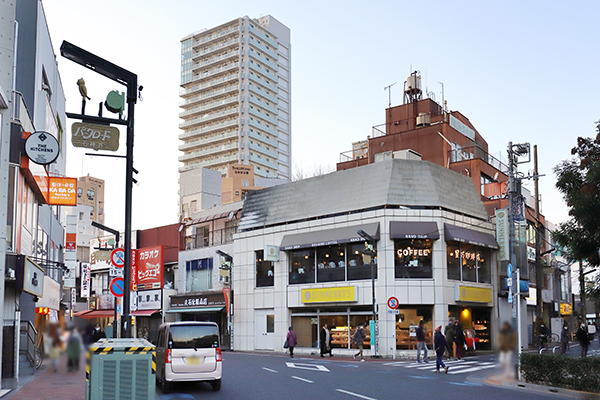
387,297 -> 399,310
110,248 -> 125,267
507,278 -> 513,287
388,309 -> 400,315
507,263 -> 512,277
109,266 -> 124,278
109,277 -> 125,297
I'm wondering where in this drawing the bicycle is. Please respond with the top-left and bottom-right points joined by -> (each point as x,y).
538,333 -> 560,351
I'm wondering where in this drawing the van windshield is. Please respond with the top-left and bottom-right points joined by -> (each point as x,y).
169,325 -> 219,349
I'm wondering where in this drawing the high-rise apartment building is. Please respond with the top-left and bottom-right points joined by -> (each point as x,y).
77,175 -> 105,225
179,15 -> 291,180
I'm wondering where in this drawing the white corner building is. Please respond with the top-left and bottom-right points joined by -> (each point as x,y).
179,15 -> 291,180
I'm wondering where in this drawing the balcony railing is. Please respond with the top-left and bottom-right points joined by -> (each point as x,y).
193,49 -> 239,71
180,84 -> 238,107
448,145 -> 509,174
189,62 -> 239,84
194,38 -> 238,58
11,91 -> 35,132
179,96 -> 239,118
179,118 -> 239,140
180,74 -> 239,97
179,141 -> 239,161
184,226 -> 238,250
179,130 -> 238,151
193,26 -> 238,48
179,107 -> 239,129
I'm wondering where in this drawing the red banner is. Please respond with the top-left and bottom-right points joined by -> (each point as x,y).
223,288 -> 230,316
135,245 -> 163,290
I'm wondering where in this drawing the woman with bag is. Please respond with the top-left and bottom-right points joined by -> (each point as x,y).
286,327 -> 297,358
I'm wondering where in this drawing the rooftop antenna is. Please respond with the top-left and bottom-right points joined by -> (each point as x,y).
384,82 -> 397,108
438,81 -> 445,112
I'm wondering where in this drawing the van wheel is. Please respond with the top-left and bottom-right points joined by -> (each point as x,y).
210,379 -> 221,391
160,370 -> 170,393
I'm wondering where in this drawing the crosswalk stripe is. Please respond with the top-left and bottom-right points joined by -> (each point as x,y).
402,360 -> 473,369
447,364 -> 497,374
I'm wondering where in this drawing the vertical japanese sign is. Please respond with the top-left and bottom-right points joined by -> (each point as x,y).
81,262 -> 91,298
64,215 -> 77,287
135,245 -> 163,290
495,208 -> 509,261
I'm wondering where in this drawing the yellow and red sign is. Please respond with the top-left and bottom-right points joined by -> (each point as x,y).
560,303 -> 572,315
48,177 -> 77,206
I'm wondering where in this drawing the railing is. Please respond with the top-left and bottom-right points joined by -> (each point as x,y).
248,83 -> 278,104
179,96 -> 239,118
339,150 -> 355,163
184,227 -> 237,250
249,107 -> 278,125
194,49 -> 239,70
179,142 -> 239,161
179,107 -> 239,129
179,130 -> 238,150
179,153 -> 239,172
248,24 -> 278,47
248,37 -> 278,58
249,62 -> 278,82
195,38 -> 239,58
180,84 -> 238,106
189,62 -> 239,84
179,118 -> 239,140
180,74 -> 239,96
372,123 -> 386,138
20,320 -> 38,368
248,95 -> 278,114
11,91 -> 35,132
193,26 -> 238,47
248,72 -> 278,92
448,145 -> 509,173
249,50 -> 278,71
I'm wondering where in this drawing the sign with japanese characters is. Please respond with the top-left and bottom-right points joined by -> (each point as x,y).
170,292 -> 226,308
71,122 -> 120,151
135,245 -> 163,290
81,262 -> 91,298
136,289 -> 162,310
48,177 -> 78,206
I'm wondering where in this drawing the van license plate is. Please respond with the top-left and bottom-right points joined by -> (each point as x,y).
187,356 -> 201,365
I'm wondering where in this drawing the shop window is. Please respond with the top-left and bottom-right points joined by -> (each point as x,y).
394,239 -> 433,279
255,250 -> 274,287
87,189 -> 95,200
316,244 -> 345,283
289,249 -> 315,284
447,243 -> 490,284
291,316 -> 318,347
185,258 -> 213,292
347,242 -> 377,281
395,306 -> 433,349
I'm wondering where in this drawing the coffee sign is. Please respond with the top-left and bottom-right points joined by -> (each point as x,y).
71,122 -> 120,151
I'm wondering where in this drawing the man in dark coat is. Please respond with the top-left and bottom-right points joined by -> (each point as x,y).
444,320 -> 455,359
453,320 -> 466,360
90,323 -> 107,343
576,323 -> 589,358
434,325 -> 449,373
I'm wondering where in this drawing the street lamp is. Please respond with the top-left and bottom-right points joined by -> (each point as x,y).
216,250 -> 233,350
357,229 -> 378,356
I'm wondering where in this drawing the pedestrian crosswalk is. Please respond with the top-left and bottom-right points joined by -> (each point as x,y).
383,359 -> 498,375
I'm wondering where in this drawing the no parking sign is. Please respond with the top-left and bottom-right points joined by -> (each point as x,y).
109,277 -> 125,297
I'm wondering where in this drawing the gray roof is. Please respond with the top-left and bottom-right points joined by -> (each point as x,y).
239,159 -> 488,230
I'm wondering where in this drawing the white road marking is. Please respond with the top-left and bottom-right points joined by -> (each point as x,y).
262,367 -> 277,373
447,364 -> 497,374
286,362 -> 330,372
292,376 -> 314,383
336,389 -> 378,400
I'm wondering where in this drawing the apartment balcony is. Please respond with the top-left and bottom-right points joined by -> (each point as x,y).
192,49 -> 239,73
248,72 -> 278,92
193,38 -> 239,60
179,118 -> 239,140
180,84 -> 238,108
179,96 -> 239,119
248,24 -> 278,47
180,74 -> 239,97
192,26 -> 238,49
179,141 -> 239,162
179,107 -> 239,130
249,154 -> 278,171
179,130 -> 238,151
249,62 -> 278,82
248,142 -> 278,159
249,107 -> 278,126
248,37 -> 277,59
248,127 -> 278,147
189,62 -> 239,85
248,94 -> 278,115
11,91 -> 35,132
248,119 -> 278,137
248,83 -> 278,104
179,153 -> 239,172
248,50 -> 278,72
448,146 -> 509,174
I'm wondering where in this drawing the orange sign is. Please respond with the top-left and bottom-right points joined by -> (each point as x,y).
48,177 -> 77,206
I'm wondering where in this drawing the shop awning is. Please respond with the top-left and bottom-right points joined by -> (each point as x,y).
131,309 -> 160,317
444,224 -> 498,249
166,307 -> 225,314
75,309 -> 115,319
389,221 -> 439,240
72,309 -> 92,317
280,222 -> 380,251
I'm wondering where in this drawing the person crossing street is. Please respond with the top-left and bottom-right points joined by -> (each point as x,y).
434,325 -> 449,373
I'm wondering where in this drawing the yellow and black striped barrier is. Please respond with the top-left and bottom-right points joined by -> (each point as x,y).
151,352 -> 156,375
124,346 -> 154,355
85,351 -> 91,382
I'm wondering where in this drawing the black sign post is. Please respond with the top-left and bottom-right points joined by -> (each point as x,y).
60,41 -> 138,338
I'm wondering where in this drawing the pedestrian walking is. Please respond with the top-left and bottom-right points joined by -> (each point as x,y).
416,320 -> 428,363
66,328 -> 82,371
90,323 -> 107,343
434,325 -> 449,373
454,320 -> 466,360
286,326 -> 297,358
49,336 -> 62,372
320,323 -> 332,357
560,325 -> 569,355
498,321 -> 517,378
444,320 -> 455,359
576,323 -> 589,358
352,325 -> 366,362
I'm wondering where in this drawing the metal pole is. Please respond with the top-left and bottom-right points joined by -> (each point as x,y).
534,145 -> 543,325
579,260 -> 586,324
507,142 -> 521,375
122,78 -> 137,338
517,267 -> 522,380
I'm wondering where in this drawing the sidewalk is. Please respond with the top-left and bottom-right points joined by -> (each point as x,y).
2,354 -> 86,400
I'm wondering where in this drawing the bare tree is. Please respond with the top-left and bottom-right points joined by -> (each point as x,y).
292,163 -> 335,181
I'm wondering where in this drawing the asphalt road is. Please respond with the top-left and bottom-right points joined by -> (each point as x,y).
155,352 -> 560,400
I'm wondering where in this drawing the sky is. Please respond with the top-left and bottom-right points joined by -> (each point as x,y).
41,0 -> 600,232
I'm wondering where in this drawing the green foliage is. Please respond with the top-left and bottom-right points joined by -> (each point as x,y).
521,353 -> 600,393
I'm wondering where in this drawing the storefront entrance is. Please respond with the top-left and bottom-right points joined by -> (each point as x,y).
449,305 -> 491,351
255,309 -> 275,350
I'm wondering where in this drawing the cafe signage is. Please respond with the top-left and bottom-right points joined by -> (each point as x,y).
301,286 -> 357,304
25,131 -> 60,165
455,285 -> 492,303
71,122 -> 120,151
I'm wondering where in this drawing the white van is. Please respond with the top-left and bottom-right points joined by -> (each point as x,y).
154,322 -> 222,392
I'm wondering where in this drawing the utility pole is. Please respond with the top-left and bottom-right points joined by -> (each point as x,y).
534,145 -> 543,326
579,260 -> 586,323
507,142 -> 521,362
